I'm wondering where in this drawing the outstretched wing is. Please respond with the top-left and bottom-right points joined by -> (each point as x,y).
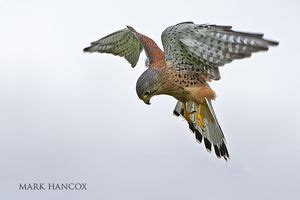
83,28 -> 143,67
161,22 -> 279,80
84,26 -> 165,68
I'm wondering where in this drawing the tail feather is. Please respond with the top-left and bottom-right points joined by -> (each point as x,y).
173,99 -> 229,160
195,129 -> 203,143
204,138 -> 212,152
173,101 -> 184,116
214,145 -> 221,158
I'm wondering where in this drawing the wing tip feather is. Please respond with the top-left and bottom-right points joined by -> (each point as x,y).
265,39 -> 279,46
83,46 -> 92,52
126,25 -> 136,33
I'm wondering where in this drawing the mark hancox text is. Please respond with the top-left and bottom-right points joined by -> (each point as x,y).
19,183 -> 87,191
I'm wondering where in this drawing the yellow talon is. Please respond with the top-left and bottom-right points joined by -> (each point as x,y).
197,105 -> 204,129
183,110 -> 193,124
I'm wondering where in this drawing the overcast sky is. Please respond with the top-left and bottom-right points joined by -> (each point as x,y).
0,0 -> 299,199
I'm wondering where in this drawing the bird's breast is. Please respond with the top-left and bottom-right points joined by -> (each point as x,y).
159,63 -> 215,103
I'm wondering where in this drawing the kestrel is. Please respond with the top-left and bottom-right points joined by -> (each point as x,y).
83,22 -> 278,160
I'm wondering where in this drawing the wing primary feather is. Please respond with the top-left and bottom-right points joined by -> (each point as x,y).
83,27 -> 144,67
174,23 -> 279,74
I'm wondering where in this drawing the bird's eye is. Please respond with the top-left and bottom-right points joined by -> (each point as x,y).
144,91 -> 150,96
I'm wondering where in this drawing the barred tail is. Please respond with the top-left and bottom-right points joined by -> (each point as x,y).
173,99 -> 229,160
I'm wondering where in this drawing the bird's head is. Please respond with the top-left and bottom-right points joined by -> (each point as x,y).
136,68 -> 161,105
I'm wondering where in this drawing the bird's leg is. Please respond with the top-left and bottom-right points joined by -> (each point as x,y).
196,104 -> 204,129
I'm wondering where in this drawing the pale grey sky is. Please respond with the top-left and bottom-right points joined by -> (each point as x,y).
0,0 -> 300,199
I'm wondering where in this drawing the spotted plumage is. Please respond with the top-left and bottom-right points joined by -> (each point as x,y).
84,22 -> 278,160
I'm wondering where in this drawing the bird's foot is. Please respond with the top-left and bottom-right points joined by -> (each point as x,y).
197,105 -> 204,129
183,110 -> 193,125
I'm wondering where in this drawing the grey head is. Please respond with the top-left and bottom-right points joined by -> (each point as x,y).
136,68 -> 161,105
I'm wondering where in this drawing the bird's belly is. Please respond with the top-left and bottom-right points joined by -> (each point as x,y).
170,84 -> 216,104
161,63 -> 216,103
186,86 -> 216,103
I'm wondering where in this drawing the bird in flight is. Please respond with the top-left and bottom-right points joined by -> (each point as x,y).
83,22 -> 278,160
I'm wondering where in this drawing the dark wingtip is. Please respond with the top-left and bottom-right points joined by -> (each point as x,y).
126,25 -> 136,32
270,40 -> 279,46
83,46 -> 91,52
130,63 -> 137,68
265,39 -> 279,46
176,21 -> 194,26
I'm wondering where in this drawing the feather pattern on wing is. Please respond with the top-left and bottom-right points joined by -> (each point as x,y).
161,22 -> 279,80
83,28 -> 143,67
